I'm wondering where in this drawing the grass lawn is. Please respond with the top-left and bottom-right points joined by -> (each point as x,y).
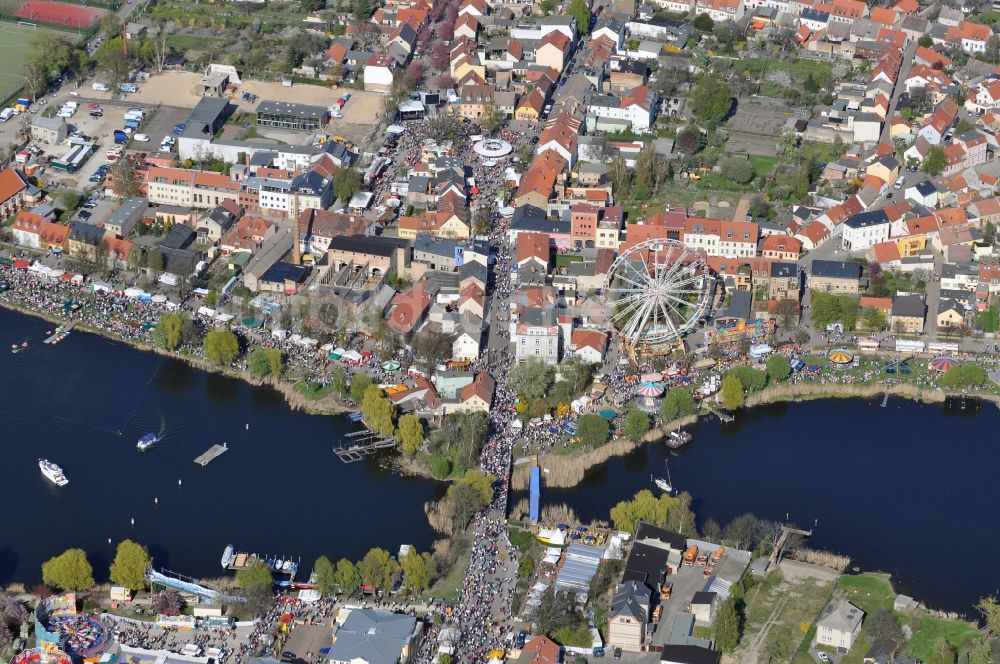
739,570 -> 836,663
423,544 -> 471,602
750,155 -> 778,176
555,254 -> 583,268
293,380 -> 336,400
837,573 -> 981,661
0,21 -> 82,101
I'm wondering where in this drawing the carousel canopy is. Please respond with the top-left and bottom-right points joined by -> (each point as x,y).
635,381 -> 665,397
929,356 -> 959,373
828,350 -> 854,364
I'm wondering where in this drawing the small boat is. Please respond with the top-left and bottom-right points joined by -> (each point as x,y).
39,458 -> 69,487
137,433 -> 159,452
652,461 -> 675,495
282,560 -> 292,572
666,430 -> 692,449
274,559 -> 284,571
221,545 -> 235,569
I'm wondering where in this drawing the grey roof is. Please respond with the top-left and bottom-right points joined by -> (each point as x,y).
691,591 -> 716,605
32,117 -> 65,131
107,197 -> 148,226
68,221 -> 105,245
658,645 -> 721,664
611,581 -> 649,621
161,223 -> 196,251
190,96 -> 232,125
512,205 -> 570,234
327,610 -> 415,664
910,180 -> 936,196
891,294 -> 925,318
844,210 -> 889,229
811,259 -> 861,280
816,600 -> 864,634
938,297 -> 964,315
770,262 -> 798,278
721,289 -> 752,321
257,100 -> 327,119
330,235 -> 408,257
414,234 -> 460,257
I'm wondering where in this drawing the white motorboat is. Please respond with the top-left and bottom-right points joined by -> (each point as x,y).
221,545 -> 235,569
39,458 -> 68,486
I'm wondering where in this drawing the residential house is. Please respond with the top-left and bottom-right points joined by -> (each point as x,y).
767,262 -> 800,300
608,581 -> 651,652
809,259 -> 862,293
387,283 -> 433,335
326,609 -> 421,664
841,210 -> 890,251
683,218 -> 759,258
220,215 -> 275,254
694,0 -> 745,21
890,294 -> 925,334
455,371 -> 495,413
571,328 -> 609,364
67,221 -> 107,261
760,235 -> 802,261
816,601 -> 864,651
516,636 -> 561,664
937,298 -> 966,331
586,85 -> 656,132
195,203 -> 238,243
0,167 -> 27,218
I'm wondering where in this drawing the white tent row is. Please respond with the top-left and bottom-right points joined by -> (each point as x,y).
28,262 -> 65,280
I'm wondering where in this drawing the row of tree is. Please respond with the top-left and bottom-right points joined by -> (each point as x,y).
41,541 -> 151,592
312,547 -> 436,597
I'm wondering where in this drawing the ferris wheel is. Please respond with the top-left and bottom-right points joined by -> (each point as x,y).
603,238 -> 713,348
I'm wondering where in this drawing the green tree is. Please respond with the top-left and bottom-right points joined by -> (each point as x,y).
313,555 -> 336,597
247,348 -> 272,377
978,595 -> 1000,636
860,306 -> 887,332
480,103 -> 504,133
577,413 -> 610,447
918,34 -> 933,47
109,540 -> 151,591
721,375 -> 745,410
203,329 -> 239,365
358,548 -> 398,593
42,549 -> 95,591
349,374 -> 373,402
396,414 -> 424,456
713,596 -> 741,652
690,77 -> 733,124
927,638 -> 956,664
333,167 -> 362,202
145,249 -> 164,274
940,363 -> 990,388
609,489 -> 697,534
518,555 -> 535,579
235,561 -> 272,592
567,0 -> 591,33
400,550 -> 436,593
95,38 -> 130,90
726,365 -> 768,392
509,358 -> 556,400
810,292 -> 860,331
720,157 -> 756,184
923,146 -> 947,176
204,289 -> 219,308
539,0 -> 556,13
352,0 -> 371,19
334,558 -> 360,594
152,312 -> 192,351
660,387 -> 697,421
766,355 -> 790,383
622,409 -> 650,442
99,12 -> 122,38
691,12 -> 714,30
265,349 -> 284,376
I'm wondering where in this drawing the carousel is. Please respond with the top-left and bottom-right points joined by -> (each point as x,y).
828,349 -> 854,368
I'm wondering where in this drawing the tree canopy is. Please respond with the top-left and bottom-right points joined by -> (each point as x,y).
334,558 -> 360,594
922,146 -> 947,176
721,375 -> 745,410
153,312 -> 192,351
358,548 -> 399,593
400,550 -> 436,593
810,292 -> 860,331
726,365 -> 768,393
247,348 -> 284,377
109,540 -> 151,591
939,363 -> 990,388
235,560 -> 273,591
577,413 -> 610,448
510,358 -> 555,400
660,387 -> 697,421
203,329 -> 240,365
609,489 -> 696,534
766,354 -> 791,383
622,409 -> 651,442
690,77 -> 733,124
396,414 -> 424,456
313,556 -> 336,596
567,0 -> 591,33
42,549 -> 95,591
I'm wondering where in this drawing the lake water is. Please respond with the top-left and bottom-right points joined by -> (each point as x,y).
535,396 -> 1000,614
0,307 -> 443,586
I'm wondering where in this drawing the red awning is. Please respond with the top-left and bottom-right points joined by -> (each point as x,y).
13,260 -> 29,269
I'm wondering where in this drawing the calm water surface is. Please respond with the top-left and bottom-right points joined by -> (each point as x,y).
0,307 -> 443,585
535,396 -> 1000,614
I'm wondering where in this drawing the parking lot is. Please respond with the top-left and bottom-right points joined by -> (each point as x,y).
281,623 -> 331,664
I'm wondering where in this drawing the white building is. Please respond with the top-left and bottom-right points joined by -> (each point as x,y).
841,211 -> 890,251
816,600 -> 864,651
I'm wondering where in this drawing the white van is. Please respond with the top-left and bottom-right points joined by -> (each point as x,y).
92,82 -> 109,91
0,108 -> 13,122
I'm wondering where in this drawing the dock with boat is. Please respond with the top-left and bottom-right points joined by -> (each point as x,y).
221,545 -> 300,576
194,442 -> 229,466
666,430 -> 692,449
43,322 -> 75,344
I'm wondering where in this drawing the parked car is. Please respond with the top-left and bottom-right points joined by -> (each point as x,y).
172,123 -> 186,134
133,133 -> 149,142
817,653 -> 831,663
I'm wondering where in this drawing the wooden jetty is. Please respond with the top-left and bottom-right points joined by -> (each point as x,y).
43,322 -> 75,344
194,442 -> 229,466
704,404 -> 734,423
334,428 -> 395,463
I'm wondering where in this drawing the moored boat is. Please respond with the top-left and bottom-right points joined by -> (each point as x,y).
666,430 -> 692,449
221,545 -> 235,569
137,433 -> 159,451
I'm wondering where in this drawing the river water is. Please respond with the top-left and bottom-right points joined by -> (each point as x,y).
536,396 -> 1000,615
0,307 -> 443,586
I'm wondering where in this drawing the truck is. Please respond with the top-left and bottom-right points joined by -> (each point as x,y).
113,130 -> 128,144
124,111 -> 143,122
124,118 -> 141,130
683,545 -> 698,566
0,108 -> 13,122
92,82 -> 108,91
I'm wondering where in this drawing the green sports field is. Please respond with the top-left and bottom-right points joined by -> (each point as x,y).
0,20 -> 82,103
